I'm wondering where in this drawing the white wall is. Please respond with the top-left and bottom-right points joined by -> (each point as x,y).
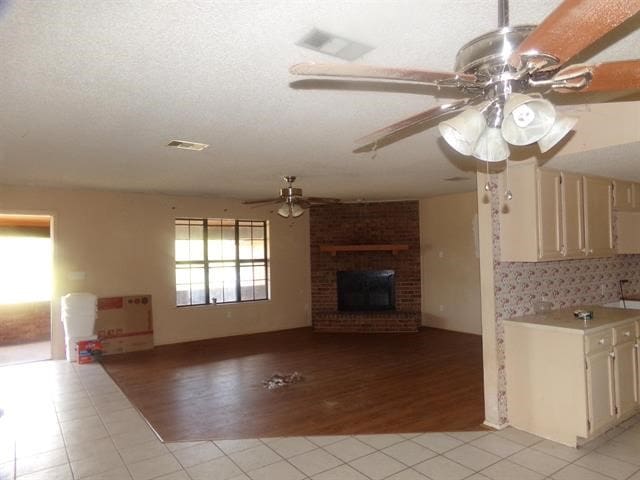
0,185 -> 312,359
419,191 -> 482,335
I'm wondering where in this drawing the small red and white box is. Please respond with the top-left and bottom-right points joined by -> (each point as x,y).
76,339 -> 102,364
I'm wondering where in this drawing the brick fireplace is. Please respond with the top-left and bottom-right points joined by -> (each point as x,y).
310,201 -> 421,332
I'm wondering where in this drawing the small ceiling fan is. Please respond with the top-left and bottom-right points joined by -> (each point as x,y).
290,0 -> 640,162
242,176 -> 341,218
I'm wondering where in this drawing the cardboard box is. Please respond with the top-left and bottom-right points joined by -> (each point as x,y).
99,334 -> 154,355
96,295 -> 154,355
77,339 -> 102,364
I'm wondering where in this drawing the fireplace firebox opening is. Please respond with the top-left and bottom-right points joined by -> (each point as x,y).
337,270 -> 396,312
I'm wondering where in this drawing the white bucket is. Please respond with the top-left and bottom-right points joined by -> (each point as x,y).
62,313 -> 97,338
62,293 -> 97,312
61,293 -> 98,339
61,306 -> 98,316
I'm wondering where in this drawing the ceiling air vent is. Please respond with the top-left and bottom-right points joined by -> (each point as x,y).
297,28 -> 373,61
167,140 -> 209,151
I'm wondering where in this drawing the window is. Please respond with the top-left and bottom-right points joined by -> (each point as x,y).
175,218 -> 269,306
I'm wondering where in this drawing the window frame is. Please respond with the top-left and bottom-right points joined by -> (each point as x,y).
175,217 -> 270,307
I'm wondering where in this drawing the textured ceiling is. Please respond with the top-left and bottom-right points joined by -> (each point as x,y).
0,0 -> 638,201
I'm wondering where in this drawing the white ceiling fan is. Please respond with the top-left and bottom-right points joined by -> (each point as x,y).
243,176 -> 341,218
290,0 -> 640,162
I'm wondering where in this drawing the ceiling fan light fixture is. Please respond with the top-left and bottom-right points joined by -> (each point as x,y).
538,114 -> 578,153
438,108 -> 487,156
501,93 -> 556,145
276,201 -> 305,218
473,127 -> 509,162
277,203 -> 291,218
290,203 -> 305,218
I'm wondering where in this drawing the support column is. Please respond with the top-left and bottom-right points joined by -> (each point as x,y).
477,172 -> 503,428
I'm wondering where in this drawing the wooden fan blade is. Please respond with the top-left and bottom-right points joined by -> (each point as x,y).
553,60 -> 640,93
305,197 -> 341,204
353,99 -> 473,153
510,0 -> 640,69
296,199 -> 312,209
242,198 -> 282,205
290,63 -> 476,86
289,79 -> 467,98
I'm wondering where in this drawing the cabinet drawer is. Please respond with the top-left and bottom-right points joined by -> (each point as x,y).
585,331 -> 613,353
613,323 -> 636,345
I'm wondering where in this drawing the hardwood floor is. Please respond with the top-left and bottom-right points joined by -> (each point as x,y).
100,327 -> 484,441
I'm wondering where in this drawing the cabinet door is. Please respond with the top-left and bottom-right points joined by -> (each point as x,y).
616,212 -> 640,254
536,169 -> 563,260
561,172 -> 585,257
613,341 -> 638,417
583,176 -> 614,257
586,350 -> 616,433
613,180 -> 635,211
636,341 -> 640,407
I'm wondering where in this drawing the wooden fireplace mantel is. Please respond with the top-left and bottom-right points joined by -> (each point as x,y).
319,244 -> 409,256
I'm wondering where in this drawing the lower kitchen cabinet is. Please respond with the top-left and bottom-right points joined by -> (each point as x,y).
505,309 -> 640,447
585,347 -> 616,434
613,324 -> 639,418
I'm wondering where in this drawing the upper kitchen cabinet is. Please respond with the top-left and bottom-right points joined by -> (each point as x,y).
617,211 -> 640,254
612,180 -> 636,211
614,179 -> 640,254
583,176 -> 614,258
500,163 -> 613,262
561,172 -> 586,258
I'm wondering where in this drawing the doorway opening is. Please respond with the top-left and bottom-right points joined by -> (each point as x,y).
0,214 -> 52,366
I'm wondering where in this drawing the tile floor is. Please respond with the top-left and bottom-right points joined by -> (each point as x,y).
0,341 -> 50,367
0,360 -> 639,480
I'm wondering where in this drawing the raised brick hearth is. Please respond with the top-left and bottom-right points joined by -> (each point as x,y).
310,201 -> 421,333
313,311 -> 421,333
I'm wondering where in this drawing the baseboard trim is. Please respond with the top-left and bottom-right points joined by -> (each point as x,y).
483,420 -> 508,430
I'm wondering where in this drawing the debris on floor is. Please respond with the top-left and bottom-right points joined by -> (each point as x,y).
263,372 -> 303,389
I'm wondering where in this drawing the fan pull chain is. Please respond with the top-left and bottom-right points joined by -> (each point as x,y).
484,159 -> 491,192
504,158 -> 513,200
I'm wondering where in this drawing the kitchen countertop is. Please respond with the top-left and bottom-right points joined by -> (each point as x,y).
503,306 -> 640,334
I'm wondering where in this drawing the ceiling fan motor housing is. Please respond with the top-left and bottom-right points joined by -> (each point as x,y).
455,26 -> 536,77
280,187 -> 303,200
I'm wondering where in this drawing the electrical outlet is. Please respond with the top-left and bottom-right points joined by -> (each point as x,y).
601,284 -> 606,296
439,305 -> 445,312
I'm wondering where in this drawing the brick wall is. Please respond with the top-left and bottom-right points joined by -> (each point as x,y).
310,201 -> 421,332
0,301 -> 51,345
